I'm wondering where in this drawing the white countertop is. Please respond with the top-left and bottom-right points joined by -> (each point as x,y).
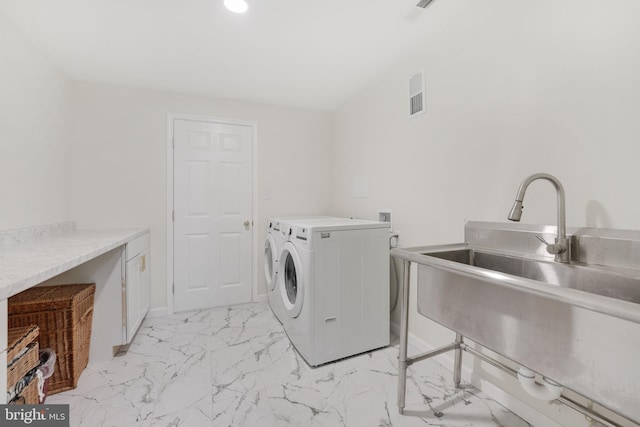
0,227 -> 149,300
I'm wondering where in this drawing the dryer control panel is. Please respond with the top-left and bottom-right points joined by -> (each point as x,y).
296,228 -> 309,241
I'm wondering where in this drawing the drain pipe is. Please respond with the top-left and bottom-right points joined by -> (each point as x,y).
517,366 -> 563,402
459,343 -> 623,427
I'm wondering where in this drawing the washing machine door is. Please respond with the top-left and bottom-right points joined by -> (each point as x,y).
264,234 -> 278,291
279,241 -> 304,318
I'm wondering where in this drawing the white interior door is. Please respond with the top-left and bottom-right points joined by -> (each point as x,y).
173,119 -> 253,312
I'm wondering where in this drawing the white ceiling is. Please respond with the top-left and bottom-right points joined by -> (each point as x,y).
0,0 -> 441,110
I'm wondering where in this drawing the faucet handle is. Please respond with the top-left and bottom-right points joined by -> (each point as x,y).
535,234 -> 550,245
535,234 -> 567,255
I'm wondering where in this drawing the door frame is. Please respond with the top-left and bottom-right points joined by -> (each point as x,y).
166,113 -> 259,315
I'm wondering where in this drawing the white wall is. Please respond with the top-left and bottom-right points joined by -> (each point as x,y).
0,15 -> 72,230
4,2 -> 639,422
331,0 -> 640,426
67,82 -> 333,310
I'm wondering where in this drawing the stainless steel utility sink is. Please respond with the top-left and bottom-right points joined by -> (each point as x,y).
391,221 -> 640,424
424,247 -> 640,305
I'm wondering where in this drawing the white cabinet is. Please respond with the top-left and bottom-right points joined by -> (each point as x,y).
0,350 -> 6,404
123,233 -> 150,344
1,299 -> 6,404
0,299 -> 6,352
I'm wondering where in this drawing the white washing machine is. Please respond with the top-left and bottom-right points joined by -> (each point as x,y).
264,216 -> 336,324
277,217 -> 390,366
265,219 -> 288,324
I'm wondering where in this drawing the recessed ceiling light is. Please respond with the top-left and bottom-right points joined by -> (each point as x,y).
224,0 -> 248,13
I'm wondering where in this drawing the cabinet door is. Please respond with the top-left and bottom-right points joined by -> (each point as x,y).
0,299 -> 7,352
139,249 -> 150,323
125,254 -> 141,343
1,299 -> 7,403
0,350 -> 6,404
125,250 -> 150,343
124,234 -> 150,344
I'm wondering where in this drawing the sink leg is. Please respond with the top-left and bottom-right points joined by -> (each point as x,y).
397,259 -> 411,414
454,333 -> 463,387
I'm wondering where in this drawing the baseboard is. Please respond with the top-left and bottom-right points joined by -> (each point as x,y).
146,307 -> 168,318
254,294 -> 267,303
390,321 -> 562,427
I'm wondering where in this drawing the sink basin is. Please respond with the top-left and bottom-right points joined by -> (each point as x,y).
425,248 -> 640,305
391,221 -> 640,423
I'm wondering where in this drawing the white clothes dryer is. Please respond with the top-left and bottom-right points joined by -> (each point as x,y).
277,217 -> 390,366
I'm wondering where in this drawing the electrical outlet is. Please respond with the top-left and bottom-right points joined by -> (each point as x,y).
378,210 -> 392,230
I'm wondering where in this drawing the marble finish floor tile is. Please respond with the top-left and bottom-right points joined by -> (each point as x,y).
48,302 -> 532,427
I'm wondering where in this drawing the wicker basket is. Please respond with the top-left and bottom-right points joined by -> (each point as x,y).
8,284 -> 96,395
9,376 -> 39,405
7,342 -> 39,388
7,325 -> 39,362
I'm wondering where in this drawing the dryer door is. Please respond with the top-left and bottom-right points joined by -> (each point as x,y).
279,242 -> 304,318
264,234 -> 278,291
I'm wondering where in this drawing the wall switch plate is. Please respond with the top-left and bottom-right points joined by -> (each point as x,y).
353,177 -> 369,198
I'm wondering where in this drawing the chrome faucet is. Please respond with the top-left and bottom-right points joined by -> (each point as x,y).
508,173 -> 571,263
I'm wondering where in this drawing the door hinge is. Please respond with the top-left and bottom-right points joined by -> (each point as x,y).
172,210 -> 174,222
172,283 -> 175,294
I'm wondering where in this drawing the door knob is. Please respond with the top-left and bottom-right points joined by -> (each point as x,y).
244,220 -> 251,230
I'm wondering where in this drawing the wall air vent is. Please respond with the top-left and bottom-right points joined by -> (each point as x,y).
409,70 -> 425,118
403,0 -> 436,21
416,0 -> 436,8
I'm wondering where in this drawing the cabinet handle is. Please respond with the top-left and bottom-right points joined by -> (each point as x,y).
140,254 -> 146,272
